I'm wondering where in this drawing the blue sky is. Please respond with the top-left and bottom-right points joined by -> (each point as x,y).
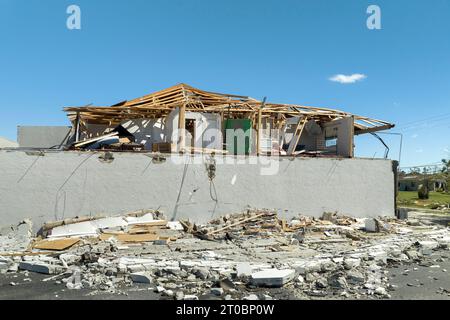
0,0 -> 449,167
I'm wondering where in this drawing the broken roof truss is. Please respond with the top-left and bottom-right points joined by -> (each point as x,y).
64,83 -> 394,135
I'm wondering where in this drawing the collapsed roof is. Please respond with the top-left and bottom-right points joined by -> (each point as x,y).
64,83 -> 394,135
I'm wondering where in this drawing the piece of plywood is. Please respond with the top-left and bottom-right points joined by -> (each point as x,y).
33,238 -> 80,251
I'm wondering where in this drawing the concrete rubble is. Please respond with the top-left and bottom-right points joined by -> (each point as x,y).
0,208 -> 449,300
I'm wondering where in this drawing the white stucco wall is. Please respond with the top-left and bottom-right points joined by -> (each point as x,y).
0,150 -> 395,229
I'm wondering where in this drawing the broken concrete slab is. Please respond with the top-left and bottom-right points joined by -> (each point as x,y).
328,275 -> 348,290
293,260 -> 322,275
193,267 -> 210,280
321,259 -> 337,272
91,217 -> 128,230
343,258 -> 361,270
375,287 -> 388,296
19,261 -> 61,275
364,218 -> 378,232
49,221 -> 98,238
65,269 -> 83,290
407,219 -> 421,226
418,240 -> 439,250
210,288 -> 224,296
0,262 -> 8,272
130,272 -> 153,284
315,278 -> 328,289
125,214 -> 158,226
250,269 -> 295,287
346,270 -> 365,284
369,251 -> 388,264
418,240 -> 440,255
437,236 -> 450,248
167,221 -> 184,231
236,262 -> 253,277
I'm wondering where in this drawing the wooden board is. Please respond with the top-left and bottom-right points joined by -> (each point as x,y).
127,228 -> 158,235
132,220 -> 168,227
33,238 -> 80,251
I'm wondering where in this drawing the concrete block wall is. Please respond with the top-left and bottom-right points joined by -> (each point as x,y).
0,151 -> 396,230
17,126 -> 72,149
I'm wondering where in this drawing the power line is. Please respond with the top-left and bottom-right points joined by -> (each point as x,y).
396,111 -> 450,129
397,114 -> 450,131
399,121 -> 450,133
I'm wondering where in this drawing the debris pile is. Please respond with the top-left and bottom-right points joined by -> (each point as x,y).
181,210 -> 280,240
70,125 -> 145,152
0,209 -> 449,300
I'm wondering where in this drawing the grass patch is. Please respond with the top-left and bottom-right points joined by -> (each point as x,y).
398,191 -> 450,209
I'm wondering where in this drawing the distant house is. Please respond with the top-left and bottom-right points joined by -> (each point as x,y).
399,176 -> 419,191
433,179 -> 448,191
399,175 -> 448,192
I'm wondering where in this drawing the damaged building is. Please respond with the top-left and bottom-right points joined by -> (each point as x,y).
0,84 -> 396,229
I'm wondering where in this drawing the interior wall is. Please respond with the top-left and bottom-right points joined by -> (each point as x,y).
322,117 -> 354,157
282,117 -> 354,157
80,124 -> 112,140
121,119 -> 166,150
284,118 -> 323,151
166,108 -> 222,150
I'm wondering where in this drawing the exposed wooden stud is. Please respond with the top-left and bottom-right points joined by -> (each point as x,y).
178,104 -> 186,152
287,117 -> 308,155
256,97 -> 267,156
74,112 -> 80,143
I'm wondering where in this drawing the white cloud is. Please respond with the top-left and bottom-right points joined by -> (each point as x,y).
329,73 -> 367,84
411,134 -> 419,139
415,149 -> 424,153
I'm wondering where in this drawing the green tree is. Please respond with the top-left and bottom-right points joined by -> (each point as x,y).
442,159 -> 450,173
441,159 -> 450,192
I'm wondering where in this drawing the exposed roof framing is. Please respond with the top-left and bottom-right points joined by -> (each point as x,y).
63,83 -> 394,135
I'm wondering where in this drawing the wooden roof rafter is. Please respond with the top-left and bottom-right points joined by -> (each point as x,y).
63,83 -> 394,133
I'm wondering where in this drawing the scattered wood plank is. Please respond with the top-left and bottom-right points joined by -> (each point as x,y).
206,212 -> 269,236
33,238 -> 80,251
43,216 -> 106,232
127,228 -> 158,235
132,220 -> 168,227
73,132 -> 118,148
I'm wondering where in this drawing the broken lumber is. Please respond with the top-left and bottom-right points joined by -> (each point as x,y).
33,238 -> 80,251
